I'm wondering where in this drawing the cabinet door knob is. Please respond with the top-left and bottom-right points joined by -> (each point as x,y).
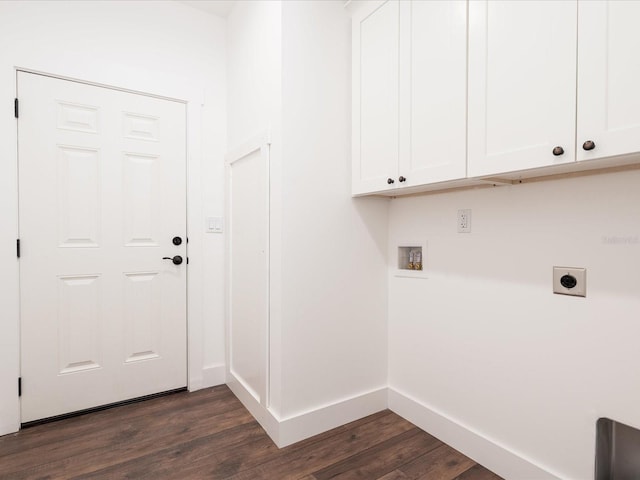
387,178 -> 395,184
399,176 -> 407,182
582,140 -> 596,151
552,146 -> 565,156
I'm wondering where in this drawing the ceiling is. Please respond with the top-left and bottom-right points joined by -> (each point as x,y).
179,0 -> 236,18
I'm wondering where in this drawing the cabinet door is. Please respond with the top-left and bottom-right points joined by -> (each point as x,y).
578,1 -> 640,162
352,0 -> 399,195
399,0 -> 467,186
468,1 -> 577,177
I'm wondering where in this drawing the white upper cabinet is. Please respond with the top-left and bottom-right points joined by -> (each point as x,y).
467,1 -> 578,178
399,0 -> 467,186
577,1 -> 640,162
353,0 -> 640,196
353,0 -> 400,195
352,0 -> 467,195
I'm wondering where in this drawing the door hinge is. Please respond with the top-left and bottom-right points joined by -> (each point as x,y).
14,98 -> 18,118
16,238 -> 20,258
186,257 -> 189,264
18,377 -> 22,397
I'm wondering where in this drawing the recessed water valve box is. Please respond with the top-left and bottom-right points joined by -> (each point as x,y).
553,266 -> 586,297
398,246 -> 423,271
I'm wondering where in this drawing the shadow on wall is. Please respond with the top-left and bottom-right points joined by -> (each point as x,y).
353,196 -> 390,259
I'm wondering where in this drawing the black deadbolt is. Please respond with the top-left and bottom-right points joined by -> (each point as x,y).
560,274 -> 577,289
172,236 -> 182,246
163,255 -> 183,265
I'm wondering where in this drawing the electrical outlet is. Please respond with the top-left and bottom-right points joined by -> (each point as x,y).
553,266 -> 586,297
457,209 -> 471,233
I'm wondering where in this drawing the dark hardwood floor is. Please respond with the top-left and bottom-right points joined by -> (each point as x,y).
0,386 -> 502,479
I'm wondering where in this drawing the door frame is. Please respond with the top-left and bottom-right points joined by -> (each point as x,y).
3,67 -> 208,431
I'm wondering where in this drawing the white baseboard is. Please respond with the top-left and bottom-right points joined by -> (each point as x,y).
225,379 -> 557,477
226,371 -> 281,445
277,387 -> 388,447
388,388 -> 561,480
227,375 -> 388,449
202,364 -> 226,388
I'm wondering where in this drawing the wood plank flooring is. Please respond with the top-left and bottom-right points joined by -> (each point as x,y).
0,386 -> 503,480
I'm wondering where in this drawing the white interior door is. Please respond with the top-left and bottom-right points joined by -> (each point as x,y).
18,72 -> 187,423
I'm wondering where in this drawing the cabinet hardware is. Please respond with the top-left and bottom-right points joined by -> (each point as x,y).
399,176 -> 407,182
387,178 -> 395,184
552,146 -> 565,156
582,140 -> 595,151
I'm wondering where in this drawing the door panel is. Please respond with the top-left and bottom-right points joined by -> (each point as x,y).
18,72 -> 187,423
578,1 -> 640,161
123,152 -> 162,246
123,272 -> 162,363
399,0 -> 467,185
352,0 -> 399,194
468,0 -> 577,177
229,147 -> 269,406
57,146 -> 101,247
58,274 -> 102,375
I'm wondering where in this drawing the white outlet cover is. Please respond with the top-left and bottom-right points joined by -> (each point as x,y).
457,209 -> 471,233
553,266 -> 586,297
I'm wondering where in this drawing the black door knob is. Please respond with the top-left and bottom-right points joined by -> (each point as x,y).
582,140 -> 596,151
399,176 -> 407,182
172,236 -> 182,246
163,255 -> 183,265
387,178 -> 395,184
552,146 -> 565,156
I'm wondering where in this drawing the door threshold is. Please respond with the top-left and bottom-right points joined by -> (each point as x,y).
21,387 -> 187,429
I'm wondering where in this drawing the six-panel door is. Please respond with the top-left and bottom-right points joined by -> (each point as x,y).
18,72 -> 187,422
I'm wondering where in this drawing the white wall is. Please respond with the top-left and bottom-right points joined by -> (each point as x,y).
388,169 -> 640,479
226,0 -> 388,439
0,0 -> 227,434
226,0 -> 282,150
279,0 -> 388,420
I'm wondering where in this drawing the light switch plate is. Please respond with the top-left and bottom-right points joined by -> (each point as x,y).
553,266 -> 586,297
206,216 -> 223,233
